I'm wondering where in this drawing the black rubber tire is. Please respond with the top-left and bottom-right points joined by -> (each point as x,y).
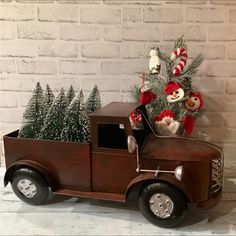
139,182 -> 187,228
11,168 -> 49,205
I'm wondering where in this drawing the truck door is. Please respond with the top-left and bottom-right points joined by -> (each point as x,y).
91,122 -> 138,194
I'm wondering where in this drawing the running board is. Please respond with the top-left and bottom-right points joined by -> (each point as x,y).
54,189 -> 126,202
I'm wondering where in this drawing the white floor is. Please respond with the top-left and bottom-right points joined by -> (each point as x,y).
0,167 -> 236,236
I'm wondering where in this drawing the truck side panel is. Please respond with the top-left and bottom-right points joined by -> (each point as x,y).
91,150 -> 138,194
4,131 -> 91,191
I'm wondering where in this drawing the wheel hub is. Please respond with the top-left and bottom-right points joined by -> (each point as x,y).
17,179 -> 37,198
149,193 -> 174,218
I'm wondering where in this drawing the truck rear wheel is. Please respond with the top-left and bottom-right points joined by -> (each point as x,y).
139,182 -> 187,228
11,168 -> 49,205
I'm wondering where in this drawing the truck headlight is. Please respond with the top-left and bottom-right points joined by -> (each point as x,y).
174,166 -> 183,181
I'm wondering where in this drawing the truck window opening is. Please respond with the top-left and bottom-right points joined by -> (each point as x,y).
98,123 -> 128,149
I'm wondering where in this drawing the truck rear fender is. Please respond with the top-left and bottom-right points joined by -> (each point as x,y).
4,160 -> 58,191
125,173 -> 192,202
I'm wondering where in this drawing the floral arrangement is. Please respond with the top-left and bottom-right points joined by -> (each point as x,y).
131,36 -> 204,136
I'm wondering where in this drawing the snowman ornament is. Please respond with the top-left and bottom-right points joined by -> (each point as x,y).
154,110 -> 180,135
184,92 -> 203,112
164,81 -> 185,103
149,49 -> 161,74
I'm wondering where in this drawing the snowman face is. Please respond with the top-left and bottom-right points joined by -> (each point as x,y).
184,96 -> 201,112
167,88 -> 184,103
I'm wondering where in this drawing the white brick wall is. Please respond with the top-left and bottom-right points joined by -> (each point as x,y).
0,0 -> 236,167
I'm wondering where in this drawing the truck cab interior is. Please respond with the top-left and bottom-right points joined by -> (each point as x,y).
97,107 -> 150,151
90,102 -> 152,151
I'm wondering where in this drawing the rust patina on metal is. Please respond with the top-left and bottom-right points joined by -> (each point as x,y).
3,102 -> 224,228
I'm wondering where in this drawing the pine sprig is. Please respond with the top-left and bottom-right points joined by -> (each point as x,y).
192,108 -> 205,119
173,35 -> 188,52
157,48 -> 173,78
130,84 -> 140,102
180,54 -> 204,78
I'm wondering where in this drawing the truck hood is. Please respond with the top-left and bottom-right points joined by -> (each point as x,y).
141,134 -> 223,161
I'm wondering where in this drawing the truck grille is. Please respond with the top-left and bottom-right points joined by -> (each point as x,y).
210,155 -> 223,198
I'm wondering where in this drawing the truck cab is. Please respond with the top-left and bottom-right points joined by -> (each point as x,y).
3,102 -> 224,228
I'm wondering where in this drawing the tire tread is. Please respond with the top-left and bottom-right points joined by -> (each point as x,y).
11,167 -> 49,205
139,182 -> 186,228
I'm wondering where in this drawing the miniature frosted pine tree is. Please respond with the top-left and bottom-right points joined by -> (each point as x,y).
66,85 -> 75,107
44,84 -> 54,114
18,82 -> 45,139
79,90 -> 90,143
86,85 -> 101,114
61,90 -> 90,143
39,88 -> 67,140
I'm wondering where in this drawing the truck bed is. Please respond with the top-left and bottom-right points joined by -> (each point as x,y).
4,130 -> 91,192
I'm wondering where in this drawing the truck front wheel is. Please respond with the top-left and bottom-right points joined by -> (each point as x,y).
139,182 -> 187,228
11,168 -> 49,205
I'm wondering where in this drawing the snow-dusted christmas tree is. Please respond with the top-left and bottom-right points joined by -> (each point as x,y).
131,36 -> 204,136
78,90 -> 90,142
66,85 -> 75,107
39,88 -> 67,140
18,82 -> 45,139
44,84 -> 54,114
86,85 -> 101,114
61,90 -> 90,143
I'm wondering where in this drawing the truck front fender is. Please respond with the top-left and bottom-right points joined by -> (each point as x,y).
125,172 -> 192,202
4,160 -> 58,191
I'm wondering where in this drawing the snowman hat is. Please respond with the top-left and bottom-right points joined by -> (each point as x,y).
155,109 -> 175,121
164,81 -> 181,95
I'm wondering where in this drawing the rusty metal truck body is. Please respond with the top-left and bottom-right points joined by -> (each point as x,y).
3,102 -> 224,227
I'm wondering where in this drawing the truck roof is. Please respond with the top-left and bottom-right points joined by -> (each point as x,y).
89,102 -> 140,118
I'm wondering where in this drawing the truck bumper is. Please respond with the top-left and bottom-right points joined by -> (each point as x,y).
196,192 -> 222,209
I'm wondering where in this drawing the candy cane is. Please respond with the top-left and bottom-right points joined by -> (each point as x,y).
171,48 -> 187,76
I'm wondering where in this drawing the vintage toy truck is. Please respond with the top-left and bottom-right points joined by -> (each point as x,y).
3,102 -> 224,228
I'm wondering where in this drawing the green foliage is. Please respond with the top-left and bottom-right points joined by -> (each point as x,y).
179,54 -> 204,79
19,83 -> 100,142
145,75 -> 170,117
61,90 -> 90,143
18,82 -> 45,139
66,85 -> 75,106
86,85 -> 101,114
39,88 -> 67,140
173,35 -> 188,51
130,84 -> 141,102
44,84 -> 54,114
157,48 -> 172,79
